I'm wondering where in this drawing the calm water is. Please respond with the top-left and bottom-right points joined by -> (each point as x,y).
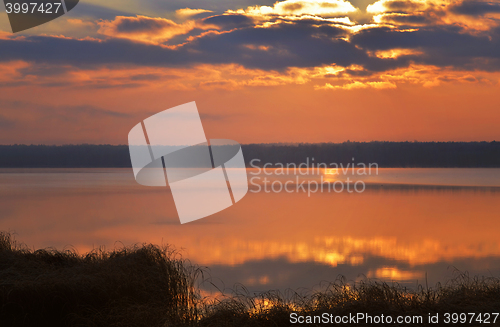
0,168 -> 499,294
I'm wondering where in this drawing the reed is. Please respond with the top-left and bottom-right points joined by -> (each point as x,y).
1,232 -> 499,327
0,232 -> 202,327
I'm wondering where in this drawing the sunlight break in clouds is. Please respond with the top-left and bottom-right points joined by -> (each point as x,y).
369,48 -> 424,59
366,0 -> 432,14
234,0 -> 358,17
316,81 -> 397,90
368,0 -> 500,31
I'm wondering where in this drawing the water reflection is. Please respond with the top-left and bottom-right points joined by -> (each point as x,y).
0,168 -> 499,293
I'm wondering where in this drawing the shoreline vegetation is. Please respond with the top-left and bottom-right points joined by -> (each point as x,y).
0,141 -> 499,168
1,233 -> 499,326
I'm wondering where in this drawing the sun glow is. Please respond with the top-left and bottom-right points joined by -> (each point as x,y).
368,267 -> 425,280
323,168 -> 339,175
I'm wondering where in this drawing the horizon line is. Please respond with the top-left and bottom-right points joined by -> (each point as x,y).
0,141 -> 498,147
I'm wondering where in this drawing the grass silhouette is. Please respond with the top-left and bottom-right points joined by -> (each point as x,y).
0,232 -> 201,326
1,232 -> 499,326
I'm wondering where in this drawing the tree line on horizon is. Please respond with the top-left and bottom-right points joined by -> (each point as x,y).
0,141 -> 498,168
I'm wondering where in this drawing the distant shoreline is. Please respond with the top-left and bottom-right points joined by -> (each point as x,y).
0,141 -> 498,168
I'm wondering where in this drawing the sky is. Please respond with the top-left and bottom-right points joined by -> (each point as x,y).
0,0 -> 499,144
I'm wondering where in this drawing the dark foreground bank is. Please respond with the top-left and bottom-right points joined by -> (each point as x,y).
1,232 -> 499,327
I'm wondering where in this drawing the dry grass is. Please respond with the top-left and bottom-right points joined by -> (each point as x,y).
198,274 -> 500,326
1,232 -> 499,327
0,232 -> 202,327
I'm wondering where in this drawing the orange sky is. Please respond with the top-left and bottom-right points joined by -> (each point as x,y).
0,0 -> 499,144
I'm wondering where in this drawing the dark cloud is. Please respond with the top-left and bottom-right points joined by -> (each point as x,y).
199,112 -> 243,121
18,64 -> 72,77
68,105 -> 131,118
461,75 -> 477,82
201,0 -> 278,11
0,22 -> 366,70
165,27 -> 209,45
81,83 -> 145,89
382,0 -> 424,12
0,36 -> 181,67
129,73 -> 165,81
0,115 -> 15,128
0,100 -> 131,121
203,14 -> 255,29
188,22 -> 371,70
114,16 -> 177,33
140,0 -> 276,17
377,13 -> 436,25
0,9 -> 499,74
352,25 -> 500,70
342,68 -> 373,76
450,0 -> 500,16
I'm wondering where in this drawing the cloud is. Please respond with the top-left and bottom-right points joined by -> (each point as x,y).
351,25 -> 500,70
97,15 -> 202,44
0,99 -> 145,144
449,0 -> 500,16
367,0 -> 428,13
175,8 -> 214,18
373,12 -> 437,26
2,15 -> 500,75
0,21 -> 368,70
202,14 -> 255,29
185,21 -> 369,69
316,80 -> 397,89
68,105 -> 131,119
237,0 -> 359,17
367,0 -> 500,31
0,115 -> 15,128
1,100 -> 131,120
199,112 -> 244,121
0,0 -> 500,88
367,0 -> 447,28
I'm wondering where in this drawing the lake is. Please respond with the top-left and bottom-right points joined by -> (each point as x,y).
0,168 -> 499,295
